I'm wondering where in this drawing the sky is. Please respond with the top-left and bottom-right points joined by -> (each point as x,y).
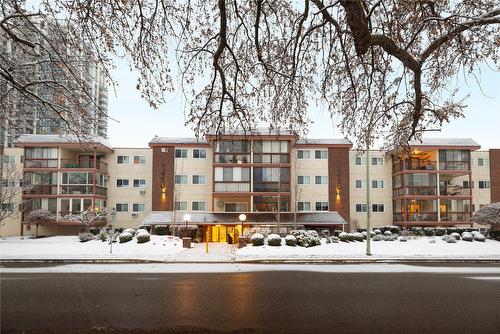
107,58 -> 499,149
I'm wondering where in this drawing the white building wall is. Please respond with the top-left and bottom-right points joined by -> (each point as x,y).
0,147 -> 24,236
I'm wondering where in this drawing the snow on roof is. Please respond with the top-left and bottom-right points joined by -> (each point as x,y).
15,134 -> 113,150
409,138 -> 480,148
296,138 -> 352,146
148,137 -> 208,145
143,211 -> 347,226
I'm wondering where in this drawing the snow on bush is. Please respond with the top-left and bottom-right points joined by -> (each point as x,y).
123,228 -> 135,236
135,228 -> 148,236
290,230 -> 321,247
362,231 -> 367,239
78,232 -> 95,242
442,235 -> 457,243
97,229 -> 108,242
119,232 -> 133,243
267,233 -> 282,246
429,239 -> 436,243
136,230 -> 151,243
383,230 -> 392,236
330,236 -> 339,243
373,234 -> 384,241
285,235 -> 297,246
154,225 -> 169,235
399,236 -> 408,242
338,232 -> 349,242
308,230 -> 319,238
473,233 -> 486,242
435,228 -> 446,236
353,232 -> 364,242
461,232 -> 473,242
447,238 -> 457,243
320,230 -> 330,238
384,234 -> 396,241
245,227 -> 271,241
251,233 -> 265,246
450,232 -> 461,240
374,229 -> 382,235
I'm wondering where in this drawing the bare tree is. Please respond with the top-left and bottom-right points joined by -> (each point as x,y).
0,159 -> 29,225
472,203 -> 500,227
25,209 -> 56,238
1,1 -> 499,148
63,207 -> 108,232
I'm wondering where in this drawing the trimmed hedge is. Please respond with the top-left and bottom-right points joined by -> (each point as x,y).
285,235 -> 297,246
136,231 -> 151,243
267,234 -> 282,246
251,233 -> 265,246
119,232 -> 133,243
155,225 -> 169,235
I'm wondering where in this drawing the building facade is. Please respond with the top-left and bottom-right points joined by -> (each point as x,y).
1,134 -> 498,239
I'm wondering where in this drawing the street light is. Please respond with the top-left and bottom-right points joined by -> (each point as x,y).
183,213 -> 191,236
109,207 -> 116,254
239,213 -> 246,223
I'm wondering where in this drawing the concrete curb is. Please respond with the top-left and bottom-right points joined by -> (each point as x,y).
2,257 -> 500,265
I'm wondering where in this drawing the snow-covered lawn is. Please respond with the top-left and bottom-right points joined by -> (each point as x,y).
237,237 -> 500,260
0,235 -> 184,261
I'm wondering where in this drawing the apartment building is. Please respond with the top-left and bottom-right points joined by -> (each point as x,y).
1,134 -> 498,239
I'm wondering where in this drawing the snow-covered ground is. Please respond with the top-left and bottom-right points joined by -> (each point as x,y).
237,237 -> 500,260
0,235 -> 184,261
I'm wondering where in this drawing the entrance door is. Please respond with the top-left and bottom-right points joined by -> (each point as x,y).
227,226 -> 235,244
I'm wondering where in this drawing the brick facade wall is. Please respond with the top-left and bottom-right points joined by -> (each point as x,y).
328,147 -> 350,223
151,146 -> 174,211
489,149 -> 500,203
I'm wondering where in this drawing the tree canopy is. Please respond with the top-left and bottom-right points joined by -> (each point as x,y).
1,0 -> 499,148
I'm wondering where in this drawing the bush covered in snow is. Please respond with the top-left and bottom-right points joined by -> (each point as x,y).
450,232 -> 461,240
384,234 -> 396,241
320,230 -> 330,238
442,235 -> 457,243
461,232 -> 473,242
471,230 -> 482,237
399,236 -> 407,242
251,233 -> 265,246
97,229 -> 108,242
119,232 -> 133,243
154,225 -> 169,235
338,232 -> 349,242
373,234 -> 384,241
78,232 -> 95,242
352,232 -> 364,242
267,233 -> 282,246
411,227 -> 423,236
332,230 -> 343,237
362,231 -> 367,239
123,228 -> 135,236
474,233 -> 486,242
89,227 -> 100,235
290,230 -> 321,247
285,235 -> 297,246
423,227 -> 436,236
307,230 -> 319,238
383,230 -> 392,236
374,229 -> 382,235
330,236 -> 339,243
245,227 -> 271,241
429,239 -> 436,243
136,230 -> 151,243
435,227 -> 446,236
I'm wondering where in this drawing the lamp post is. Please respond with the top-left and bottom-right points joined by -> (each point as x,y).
109,207 -> 116,254
238,213 -> 246,246
183,213 -> 191,237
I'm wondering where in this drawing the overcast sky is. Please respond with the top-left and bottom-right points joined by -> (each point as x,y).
107,58 -> 499,149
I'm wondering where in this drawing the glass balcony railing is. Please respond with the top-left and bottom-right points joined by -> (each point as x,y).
214,154 -> 250,164
61,159 -> 108,173
440,212 -> 471,221
439,186 -> 470,196
23,185 -> 58,195
25,159 -> 58,168
214,183 -> 250,192
393,160 -> 436,172
438,161 -> 470,171
60,185 -> 107,196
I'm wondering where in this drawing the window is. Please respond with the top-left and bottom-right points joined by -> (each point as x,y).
315,176 -> 328,184
175,149 -> 188,158
133,156 -> 147,164
192,175 -> 207,184
298,202 -> 311,212
2,155 -> 15,163
116,179 -> 129,187
174,175 -> 188,184
174,201 -> 188,211
478,181 -> 490,189
2,179 -> 15,187
297,150 -> 310,159
132,203 -> 145,212
356,204 -> 368,213
215,167 -> 250,182
355,180 -> 366,189
371,157 -> 384,166
372,180 -> 384,189
355,157 -> 367,165
297,175 -> 310,185
315,150 -> 328,159
133,179 -> 146,188
192,201 -> 206,211
372,204 -> 385,212
315,201 -> 329,211
193,149 -> 207,159
463,180 -> 472,188
1,203 -> 14,211
117,156 -> 129,164
477,158 -> 489,167
116,203 -> 128,212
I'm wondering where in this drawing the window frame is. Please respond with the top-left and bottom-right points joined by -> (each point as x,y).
297,149 -> 311,160
314,149 -> 328,159
174,149 -> 188,159
315,201 -> 329,211
133,155 -> 147,165
116,155 -> 130,165
297,175 -> 310,185
133,179 -> 146,188
192,148 -> 207,159
192,201 -> 207,211
116,178 -> 130,188
297,201 -> 311,212
174,175 -> 188,184
115,203 -> 129,212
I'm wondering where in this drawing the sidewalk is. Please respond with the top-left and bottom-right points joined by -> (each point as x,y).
165,242 -> 237,263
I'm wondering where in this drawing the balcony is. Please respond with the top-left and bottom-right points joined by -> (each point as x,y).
439,185 -> 470,197
25,159 -> 58,168
253,153 -> 289,164
393,160 -> 436,172
441,212 -> 471,222
439,161 -> 469,171
61,159 -> 108,173
214,154 -> 250,164
60,185 -> 107,196
253,182 -> 290,192
393,186 -> 437,197
393,212 -> 438,222
24,185 -> 58,195
214,183 -> 250,192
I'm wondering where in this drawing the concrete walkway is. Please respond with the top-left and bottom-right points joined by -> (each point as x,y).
165,242 -> 237,262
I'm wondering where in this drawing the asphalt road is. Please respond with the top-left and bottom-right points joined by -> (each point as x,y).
2,264 -> 500,333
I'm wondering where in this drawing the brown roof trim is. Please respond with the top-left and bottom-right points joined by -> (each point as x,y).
148,143 -> 210,148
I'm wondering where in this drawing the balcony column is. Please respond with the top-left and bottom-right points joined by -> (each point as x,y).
437,172 -> 441,222
250,139 -> 254,212
56,147 -> 61,222
93,146 -> 97,209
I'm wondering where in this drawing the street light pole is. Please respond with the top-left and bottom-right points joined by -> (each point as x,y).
182,213 -> 191,237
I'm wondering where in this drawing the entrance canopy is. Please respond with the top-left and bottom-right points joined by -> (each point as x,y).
142,211 -> 347,227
